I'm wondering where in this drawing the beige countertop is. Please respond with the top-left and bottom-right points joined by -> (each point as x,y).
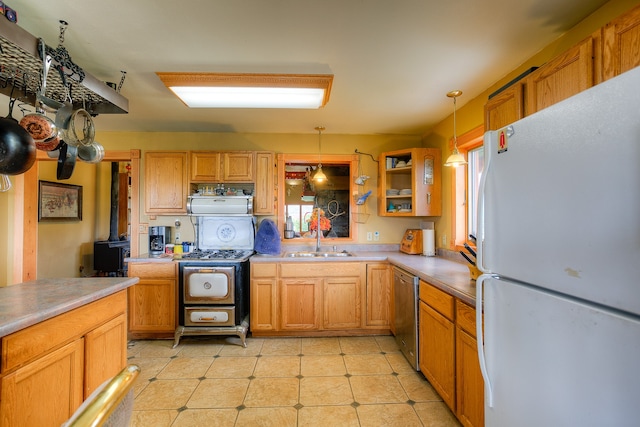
127,248 -> 478,305
251,250 -> 478,306
0,277 -> 139,338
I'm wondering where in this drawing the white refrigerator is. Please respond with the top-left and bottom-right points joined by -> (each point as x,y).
476,66 -> 640,427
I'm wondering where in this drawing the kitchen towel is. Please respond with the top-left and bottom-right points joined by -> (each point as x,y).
423,229 -> 435,256
254,218 -> 281,255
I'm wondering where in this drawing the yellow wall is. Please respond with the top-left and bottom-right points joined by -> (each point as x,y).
96,132 -> 425,256
36,161 -> 99,278
424,0 -> 640,249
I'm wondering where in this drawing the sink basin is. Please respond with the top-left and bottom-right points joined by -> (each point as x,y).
285,251 -> 353,258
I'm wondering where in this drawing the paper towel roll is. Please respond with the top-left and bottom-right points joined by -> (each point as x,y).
423,229 -> 435,256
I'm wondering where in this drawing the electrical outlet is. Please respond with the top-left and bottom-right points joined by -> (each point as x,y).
175,232 -> 180,242
367,232 -> 373,241
374,231 -> 380,241
139,223 -> 148,234
442,234 -> 447,246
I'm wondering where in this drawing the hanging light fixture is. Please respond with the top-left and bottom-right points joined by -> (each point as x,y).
444,90 -> 468,168
313,126 -> 327,182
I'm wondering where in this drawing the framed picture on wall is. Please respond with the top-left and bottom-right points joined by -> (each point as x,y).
38,181 -> 83,222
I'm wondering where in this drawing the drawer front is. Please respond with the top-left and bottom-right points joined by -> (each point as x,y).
280,262 -> 361,278
456,299 -> 477,336
184,306 -> 235,327
128,261 -> 176,279
251,263 -> 277,278
419,280 -> 454,320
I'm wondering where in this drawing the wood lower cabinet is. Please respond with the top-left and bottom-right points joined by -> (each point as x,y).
365,262 -> 392,328
323,276 -> 361,329
0,291 -> 127,427
419,281 -> 456,409
127,262 -> 177,338
418,279 -> 484,427
84,313 -> 127,396
455,300 -> 484,427
280,277 -> 323,330
1,339 -> 84,427
250,263 -> 278,331
250,261 -> 390,335
144,151 -> 189,214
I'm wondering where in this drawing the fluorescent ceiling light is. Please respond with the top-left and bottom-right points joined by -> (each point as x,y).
156,72 -> 333,109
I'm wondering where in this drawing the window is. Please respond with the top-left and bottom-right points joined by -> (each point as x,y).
278,153 -> 359,241
451,126 -> 484,250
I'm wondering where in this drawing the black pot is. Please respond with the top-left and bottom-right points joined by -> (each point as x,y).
0,117 -> 36,175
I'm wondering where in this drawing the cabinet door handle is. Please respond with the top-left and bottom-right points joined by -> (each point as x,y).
427,193 -> 431,204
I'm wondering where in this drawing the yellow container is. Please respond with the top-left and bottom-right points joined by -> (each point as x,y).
173,244 -> 183,254
468,264 -> 482,281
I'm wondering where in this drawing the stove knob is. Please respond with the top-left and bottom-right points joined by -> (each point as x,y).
203,282 -> 212,289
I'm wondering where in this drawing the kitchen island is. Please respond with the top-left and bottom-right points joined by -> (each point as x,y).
0,277 -> 138,427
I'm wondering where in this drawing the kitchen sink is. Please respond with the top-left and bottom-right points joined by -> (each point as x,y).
285,251 -> 353,258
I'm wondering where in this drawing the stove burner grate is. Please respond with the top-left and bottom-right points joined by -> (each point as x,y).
181,249 -> 253,260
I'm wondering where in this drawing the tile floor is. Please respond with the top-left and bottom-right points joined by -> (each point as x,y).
127,335 -> 461,426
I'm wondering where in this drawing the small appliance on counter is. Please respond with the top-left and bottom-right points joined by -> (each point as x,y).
400,229 -> 423,254
149,226 -> 171,257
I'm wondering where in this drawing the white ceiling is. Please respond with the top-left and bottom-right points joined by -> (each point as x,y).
8,0 -> 610,135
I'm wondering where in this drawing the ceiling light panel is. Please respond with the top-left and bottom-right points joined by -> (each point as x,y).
156,72 -> 333,109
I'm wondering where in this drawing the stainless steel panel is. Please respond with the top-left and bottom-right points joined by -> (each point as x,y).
393,266 -> 419,371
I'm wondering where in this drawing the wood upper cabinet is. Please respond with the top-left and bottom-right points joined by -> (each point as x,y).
190,151 -> 221,182
254,151 -> 276,215
455,300 -> 484,427
127,262 -> 177,338
419,280 -> 456,409
603,4 -> 640,81
250,263 -> 278,331
222,151 -> 254,182
365,262 -> 392,328
190,151 -> 254,183
525,37 -> 595,115
144,151 -> 189,214
378,148 -> 441,217
484,82 -> 524,131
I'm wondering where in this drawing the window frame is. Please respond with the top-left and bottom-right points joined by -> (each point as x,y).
277,153 -> 359,242
450,125 -> 484,252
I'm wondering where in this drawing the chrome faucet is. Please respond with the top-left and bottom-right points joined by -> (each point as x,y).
315,206 -> 322,252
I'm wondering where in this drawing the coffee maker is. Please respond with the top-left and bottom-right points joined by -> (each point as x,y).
149,226 -> 171,256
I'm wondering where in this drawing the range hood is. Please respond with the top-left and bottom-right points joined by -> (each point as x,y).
187,195 -> 253,216
0,18 -> 128,115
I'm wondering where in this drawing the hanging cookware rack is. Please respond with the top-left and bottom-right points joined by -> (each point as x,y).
0,18 -> 128,116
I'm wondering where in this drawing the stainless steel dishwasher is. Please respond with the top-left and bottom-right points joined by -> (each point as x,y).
393,266 -> 420,371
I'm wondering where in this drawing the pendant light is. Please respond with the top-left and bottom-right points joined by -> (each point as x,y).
313,126 -> 327,182
444,90 -> 467,168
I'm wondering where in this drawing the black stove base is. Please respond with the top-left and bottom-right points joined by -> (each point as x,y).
172,316 -> 249,348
